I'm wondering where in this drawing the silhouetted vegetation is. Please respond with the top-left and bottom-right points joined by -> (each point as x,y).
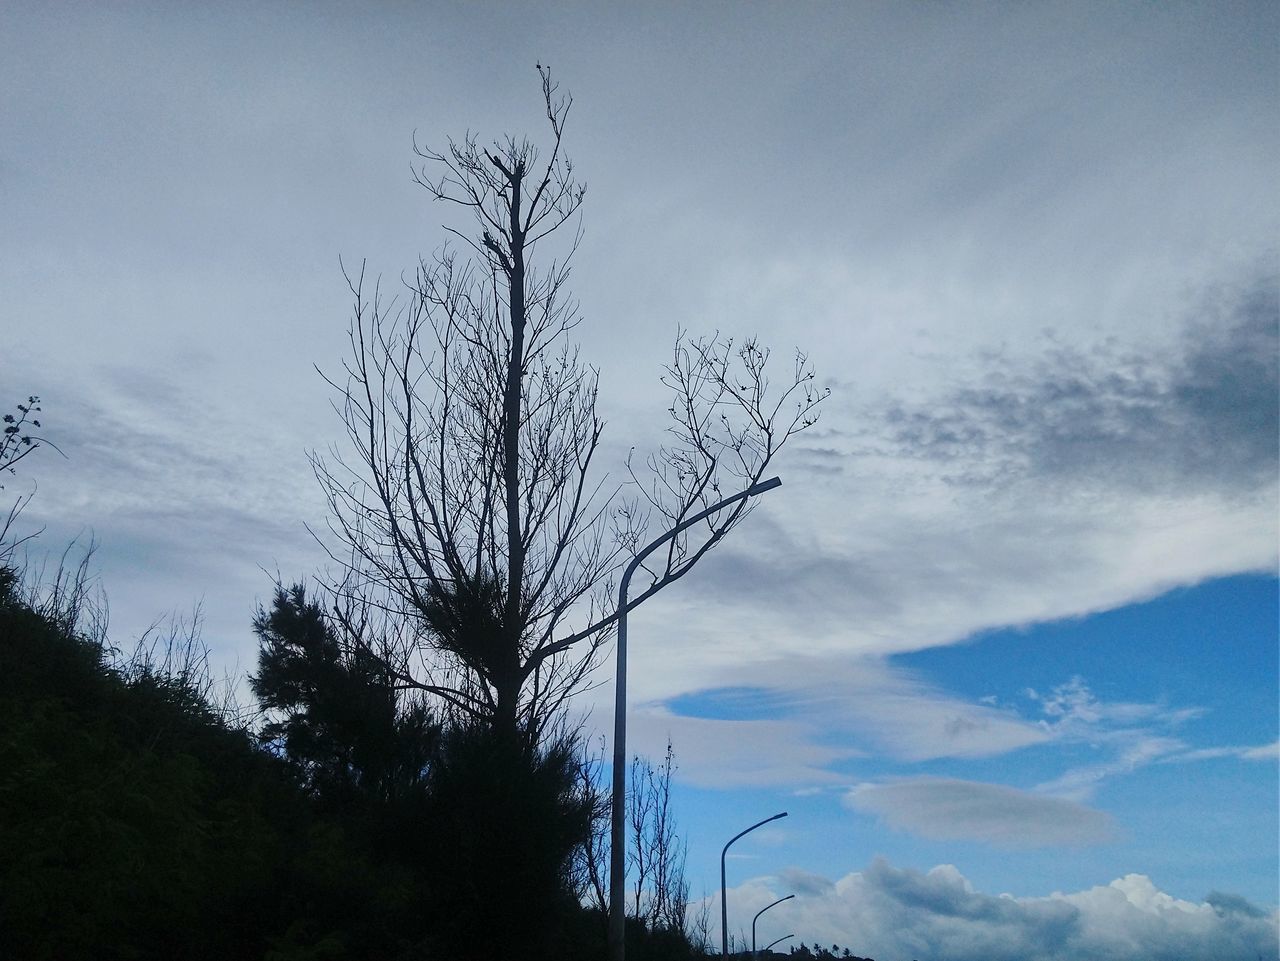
1,568 -> 317,959
0,561 -> 718,959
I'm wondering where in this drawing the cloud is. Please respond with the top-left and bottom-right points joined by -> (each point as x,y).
880,274 -> 1279,495
713,860 -> 1280,961
640,669 -> 1262,805
648,655 -> 1051,775
1020,677 -> 1258,802
14,371 -> 324,651
1027,676 -> 1204,728
777,867 -> 836,897
1033,735 -> 1186,803
847,778 -> 1115,847
1169,740 -> 1280,764
625,705 -> 853,788
1242,741 -> 1280,761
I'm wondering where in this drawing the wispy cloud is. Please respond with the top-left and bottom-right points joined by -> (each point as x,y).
639,656 -> 1050,781
1024,677 -> 1232,802
626,705 -> 854,789
1164,740 -> 1280,764
644,667 -> 1267,808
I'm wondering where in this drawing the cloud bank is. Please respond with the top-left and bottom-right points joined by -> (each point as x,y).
718,859 -> 1279,961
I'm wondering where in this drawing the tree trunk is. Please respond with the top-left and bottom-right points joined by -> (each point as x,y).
502,162 -> 527,739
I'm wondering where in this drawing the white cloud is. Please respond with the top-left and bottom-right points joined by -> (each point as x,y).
710,860 -> 1280,961
846,778 -> 1115,848
581,654 -> 1054,789
1171,740 -> 1280,764
625,705 -> 853,789
1034,735 -> 1186,803
625,667 -> 1264,807
727,656 -> 1052,764
1242,741 -> 1280,761
1023,677 -> 1256,802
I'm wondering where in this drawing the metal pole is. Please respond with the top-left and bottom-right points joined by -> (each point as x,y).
752,894 -> 794,957
720,811 -> 788,956
608,477 -> 783,961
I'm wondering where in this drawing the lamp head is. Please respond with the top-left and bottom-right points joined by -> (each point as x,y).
748,476 -> 783,496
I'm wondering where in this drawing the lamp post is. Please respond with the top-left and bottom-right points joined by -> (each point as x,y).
752,895 -> 794,957
607,476 -> 783,961
764,934 -> 795,955
721,811 -> 788,956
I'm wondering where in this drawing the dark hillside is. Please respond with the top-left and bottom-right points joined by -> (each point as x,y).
0,572 -> 393,960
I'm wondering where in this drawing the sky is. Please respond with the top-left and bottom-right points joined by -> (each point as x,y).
3,3 -> 1277,958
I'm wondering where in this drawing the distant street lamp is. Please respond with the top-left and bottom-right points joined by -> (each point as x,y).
764,934 -> 795,954
721,811 -> 789,956
752,895 -> 795,957
607,476 -> 783,961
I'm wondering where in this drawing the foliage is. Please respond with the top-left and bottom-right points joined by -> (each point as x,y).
1,572 -> 282,958
0,395 -> 44,486
419,721 -> 594,959
1,542 -> 723,959
251,583 -> 440,808
785,945 -> 874,960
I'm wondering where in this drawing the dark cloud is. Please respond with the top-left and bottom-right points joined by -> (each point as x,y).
777,867 -> 836,897
861,859 -> 1080,949
1207,890 -> 1268,920
883,275 -> 1279,494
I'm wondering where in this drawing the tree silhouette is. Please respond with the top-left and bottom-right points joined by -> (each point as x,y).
419,719 -> 594,959
312,67 -> 826,744
251,583 -> 439,806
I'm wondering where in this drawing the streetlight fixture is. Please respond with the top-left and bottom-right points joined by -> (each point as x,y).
752,895 -> 795,957
607,476 -> 783,961
721,810 -> 789,956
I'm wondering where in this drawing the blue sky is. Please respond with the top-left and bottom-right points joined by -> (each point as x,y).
673,575 -> 1277,899
3,3 -> 1277,957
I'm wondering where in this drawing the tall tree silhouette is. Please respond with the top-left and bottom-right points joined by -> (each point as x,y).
312,67 -> 826,743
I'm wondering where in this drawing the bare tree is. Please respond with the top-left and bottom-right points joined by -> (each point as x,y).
576,737 -> 693,940
687,890 -> 715,955
312,68 -> 826,743
571,737 -> 612,915
629,739 -> 689,931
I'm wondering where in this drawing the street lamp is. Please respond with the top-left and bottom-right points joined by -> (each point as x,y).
764,934 -> 795,954
752,895 -> 794,957
721,810 -> 789,956
607,476 -> 783,961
